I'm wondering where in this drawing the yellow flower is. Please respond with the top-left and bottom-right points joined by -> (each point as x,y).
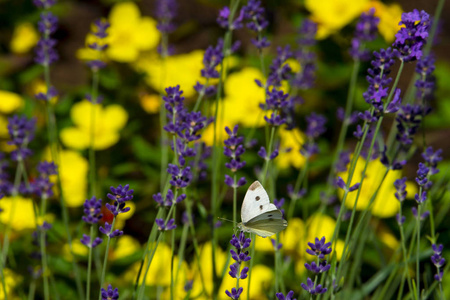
338,157 -> 417,218
0,268 -> 21,300
202,67 -> 266,145
107,2 -> 160,62
0,196 -> 37,230
60,100 -> 128,150
276,127 -> 306,169
62,239 -> 89,261
112,235 -> 140,260
140,93 -> 161,114
46,149 -> 88,207
10,22 -> 39,54
367,1 -> 403,42
305,0 -> 369,39
135,50 -> 205,98
0,116 -> 9,138
0,90 -> 23,113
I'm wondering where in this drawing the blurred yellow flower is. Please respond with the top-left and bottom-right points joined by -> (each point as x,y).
0,196 -> 38,230
0,116 -> 9,138
367,1 -> 403,42
107,2 -> 160,62
140,93 -> 161,114
276,128 -> 306,169
0,268 -> 21,300
48,149 -> 88,207
10,22 -> 39,54
306,0 -> 368,39
0,91 -> 23,114
112,234 -> 140,260
135,50 -> 204,98
338,157 -> 417,218
202,67 -> 266,145
60,100 -> 128,150
62,239 -> 89,261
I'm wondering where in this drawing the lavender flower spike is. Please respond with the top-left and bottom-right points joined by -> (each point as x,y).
276,290 -> 296,300
306,236 -> 332,259
101,284 -> 119,300
301,277 -> 327,295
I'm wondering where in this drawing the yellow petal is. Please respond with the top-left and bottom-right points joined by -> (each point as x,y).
109,2 -> 141,25
106,44 -> 140,63
60,127 -> 90,150
0,196 -> 37,230
133,17 -> 160,50
102,104 -> 128,131
10,22 -> 39,54
0,91 -> 24,113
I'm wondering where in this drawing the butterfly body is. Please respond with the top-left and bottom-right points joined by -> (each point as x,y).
238,181 -> 287,238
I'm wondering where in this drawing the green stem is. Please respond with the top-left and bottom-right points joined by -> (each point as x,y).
416,201 -> 422,299
98,217 -> 117,300
170,205 -> 177,300
86,225 -> 94,300
89,70 -> 99,198
233,174 -> 237,226
398,204 -> 413,298
28,279 -> 36,300
39,196 -> 50,300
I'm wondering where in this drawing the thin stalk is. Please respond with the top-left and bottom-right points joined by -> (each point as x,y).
86,225 -> 95,300
326,59 -> 360,187
416,201 -> 422,299
0,254 -> 6,300
170,205 -> 177,300
88,70 -> 99,197
98,217 -> 117,300
1,159 -> 24,265
39,196 -> 50,300
398,204 -> 413,298
233,174 -> 237,226
137,204 -> 175,299
287,159 -> 309,220
28,279 -> 36,300
159,31 -> 169,190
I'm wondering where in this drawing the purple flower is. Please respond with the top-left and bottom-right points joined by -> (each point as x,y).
411,207 -> 429,220
414,191 -> 427,204
301,277 -> 327,295
34,11 -> 59,66
201,39 -> 224,79
422,146 -> 442,174
291,19 -> 317,90
33,0 -> 56,8
394,177 -> 407,202
415,55 -> 435,101
35,86 -> 58,102
99,222 -> 123,238
335,177 -> 360,192
335,150 -> 351,173
242,0 -> 270,49
350,8 -> 379,60
271,238 -> 283,251
217,6 -> 244,30
105,184 -> 133,216
224,175 -> 247,188
258,146 -> 279,160
396,213 -> 406,226
273,198 -> 285,216
306,236 -> 332,259
82,196 -> 103,224
80,234 -> 103,248
228,232 -> 251,280
267,46 -> 293,88
156,0 -> 177,34
305,113 -> 327,139
100,284 -> 119,300
276,290 -> 296,300
8,115 -> 36,161
395,104 -> 425,146
156,218 -> 177,231
394,9 -> 430,62
86,19 -> 110,72
225,287 -> 243,300
305,260 -> 331,273
415,163 -> 430,187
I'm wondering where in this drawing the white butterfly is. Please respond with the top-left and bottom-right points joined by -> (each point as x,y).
237,181 -> 288,238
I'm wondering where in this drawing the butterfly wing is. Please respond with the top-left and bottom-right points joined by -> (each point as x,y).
242,211 -> 288,238
241,181 -> 276,223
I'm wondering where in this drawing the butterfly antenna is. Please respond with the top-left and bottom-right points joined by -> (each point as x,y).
217,217 -> 233,223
